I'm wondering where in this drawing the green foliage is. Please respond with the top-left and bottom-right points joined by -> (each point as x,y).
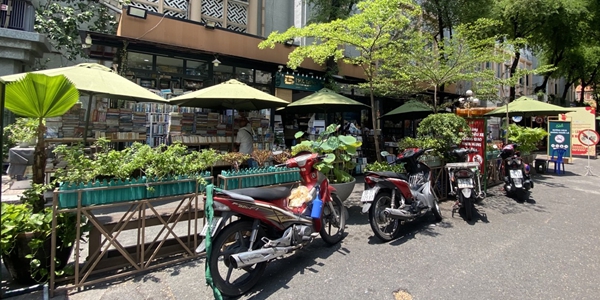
365,161 -> 405,174
5,73 -> 79,212
3,118 -> 39,143
415,113 -> 471,160
53,141 -> 220,184
1,184 -> 87,282
34,0 -> 118,62
507,124 -> 548,154
291,124 -> 361,183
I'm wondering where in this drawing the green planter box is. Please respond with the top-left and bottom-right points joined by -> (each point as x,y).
219,167 -> 301,189
58,177 -> 147,209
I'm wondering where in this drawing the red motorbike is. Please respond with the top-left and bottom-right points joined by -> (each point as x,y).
199,152 -> 346,297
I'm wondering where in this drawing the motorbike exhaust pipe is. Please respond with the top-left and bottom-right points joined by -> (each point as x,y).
229,246 -> 293,268
383,208 -> 418,220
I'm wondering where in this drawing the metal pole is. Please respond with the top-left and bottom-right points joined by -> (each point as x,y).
83,94 -> 94,144
0,80 -> 5,205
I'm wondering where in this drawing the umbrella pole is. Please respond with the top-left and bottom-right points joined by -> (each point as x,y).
83,94 -> 94,144
505,102 -> 509,144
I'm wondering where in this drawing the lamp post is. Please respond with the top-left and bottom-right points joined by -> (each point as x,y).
459,89 -> 480,117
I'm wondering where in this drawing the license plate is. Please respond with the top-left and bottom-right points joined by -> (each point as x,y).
457,178 -> 474,188
510,170 -> 523,178
200,217 -> 222,237
360,187 -> 379,203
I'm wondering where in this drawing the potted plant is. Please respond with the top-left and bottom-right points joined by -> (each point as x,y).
506,124 -> 548,163
414,113 -> 472,163
397,136 -> 444,166
365,161 -> 405,174
1,184 -> 87,284
251,149 -> 272,167
1,74 -> 81,284
291,124 -> 361,201
3,118 -> 38,148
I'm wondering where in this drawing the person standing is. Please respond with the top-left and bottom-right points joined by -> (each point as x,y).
235,117 -> 257,167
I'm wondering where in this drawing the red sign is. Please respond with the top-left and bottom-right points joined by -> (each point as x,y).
460,118 -> 486,170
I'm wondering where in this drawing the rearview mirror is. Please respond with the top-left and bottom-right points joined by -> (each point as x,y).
380,151 -> 390,157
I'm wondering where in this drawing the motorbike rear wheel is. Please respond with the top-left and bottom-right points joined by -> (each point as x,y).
462,194 -> 473,221
208,220 -> 267,297
320,193 -> 346,245
369,192 -> 401,242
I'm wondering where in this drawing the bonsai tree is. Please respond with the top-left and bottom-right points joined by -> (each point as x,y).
507,124 -> 548,155
415,113 -> 472,161
5,73 -> 79,212
291,124 -> 362,183
251,149 -> 272,167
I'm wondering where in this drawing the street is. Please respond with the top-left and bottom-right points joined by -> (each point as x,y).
5,158 -> 600,300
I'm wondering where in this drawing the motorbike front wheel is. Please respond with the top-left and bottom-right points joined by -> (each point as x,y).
208,220 -> 267,297
369,192 -> 401,242
320,193 -> 346,245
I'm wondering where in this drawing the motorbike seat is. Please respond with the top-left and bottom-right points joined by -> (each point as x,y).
227,186 -> 292,202
369,171 -> 409,182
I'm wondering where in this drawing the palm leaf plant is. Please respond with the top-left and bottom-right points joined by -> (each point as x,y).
5,73 -> 79,212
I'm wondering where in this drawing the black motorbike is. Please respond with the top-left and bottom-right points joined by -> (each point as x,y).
361,149 -> 443,242
499,144 -> 533,201
445,148 -> 486,221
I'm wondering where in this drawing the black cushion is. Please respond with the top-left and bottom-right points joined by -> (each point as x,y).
367,171 -> 409,182
228,186 -> 292,201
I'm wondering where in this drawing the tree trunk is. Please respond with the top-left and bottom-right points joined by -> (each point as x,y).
32,119 -> 46,213
433,85 -> 438,113
579,81 -> 586,106
369,81 -> 381,162
509,51 -> 521,102
560,81 -> 573,106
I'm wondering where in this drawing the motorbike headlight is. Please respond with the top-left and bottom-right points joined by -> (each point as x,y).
461,188 -> 472,198
516,160 -> 522,165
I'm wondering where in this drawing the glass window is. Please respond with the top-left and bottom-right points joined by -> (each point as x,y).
213,65 -> 234,83
156,56 -> 183,74
128,52 -> 153,70
235,67 -> 254,83
255,70 -> 272,85
186,60 -> 208,77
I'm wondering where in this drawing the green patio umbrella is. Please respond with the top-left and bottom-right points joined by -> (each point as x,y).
168,79 -> 290,110
380,100 -> 433,119
281,88 -> 370,114
0,63 -> 168,142
485,96 -> 576,118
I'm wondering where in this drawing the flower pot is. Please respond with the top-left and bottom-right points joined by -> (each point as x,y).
2,232 -> 73,285
330,177 -> 356,202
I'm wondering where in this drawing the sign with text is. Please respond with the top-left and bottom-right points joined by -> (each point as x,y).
560,107 -> 597,157
460,118 -> 486,170
548,120 -> 572,159
275,73 -> 324,92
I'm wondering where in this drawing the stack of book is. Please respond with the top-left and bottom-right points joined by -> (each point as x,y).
62,103 -> 83,138
132,112 -> 147,134
119,108 -> 133,132
106,108 -> 120,133
168,112 -> 182,136
181,113 -> 195,134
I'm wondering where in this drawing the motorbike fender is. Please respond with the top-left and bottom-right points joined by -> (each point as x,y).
420,182 -> 437,209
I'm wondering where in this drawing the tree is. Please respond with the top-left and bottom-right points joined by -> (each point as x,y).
379,19 -> 507,112
531,0 -> 590,94
5,74 -> 79,212
34,0 -> 118,62
491,0 -> 558,101
259,0 -> 420,162
305,0 -> 360,89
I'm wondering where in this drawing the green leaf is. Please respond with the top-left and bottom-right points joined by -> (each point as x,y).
323,153 -> 336,163
337,135 -> 357,145
294,131 -> 305,139
5,73 -> 79,119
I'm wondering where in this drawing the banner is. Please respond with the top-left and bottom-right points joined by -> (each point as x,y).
560,107 -> 597,157
547,120 -> 572,159
460,118 -> 486,170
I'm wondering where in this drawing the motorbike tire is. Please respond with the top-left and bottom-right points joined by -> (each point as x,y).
369,192 -> 401,242
431,192 -> 443,222
463,194 -> 473,221
208,220 -> 267,297
516,189 -> 529,202
320,193 -> 346,245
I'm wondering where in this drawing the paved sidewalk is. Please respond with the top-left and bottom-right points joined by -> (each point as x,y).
1,157 -> 599,299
